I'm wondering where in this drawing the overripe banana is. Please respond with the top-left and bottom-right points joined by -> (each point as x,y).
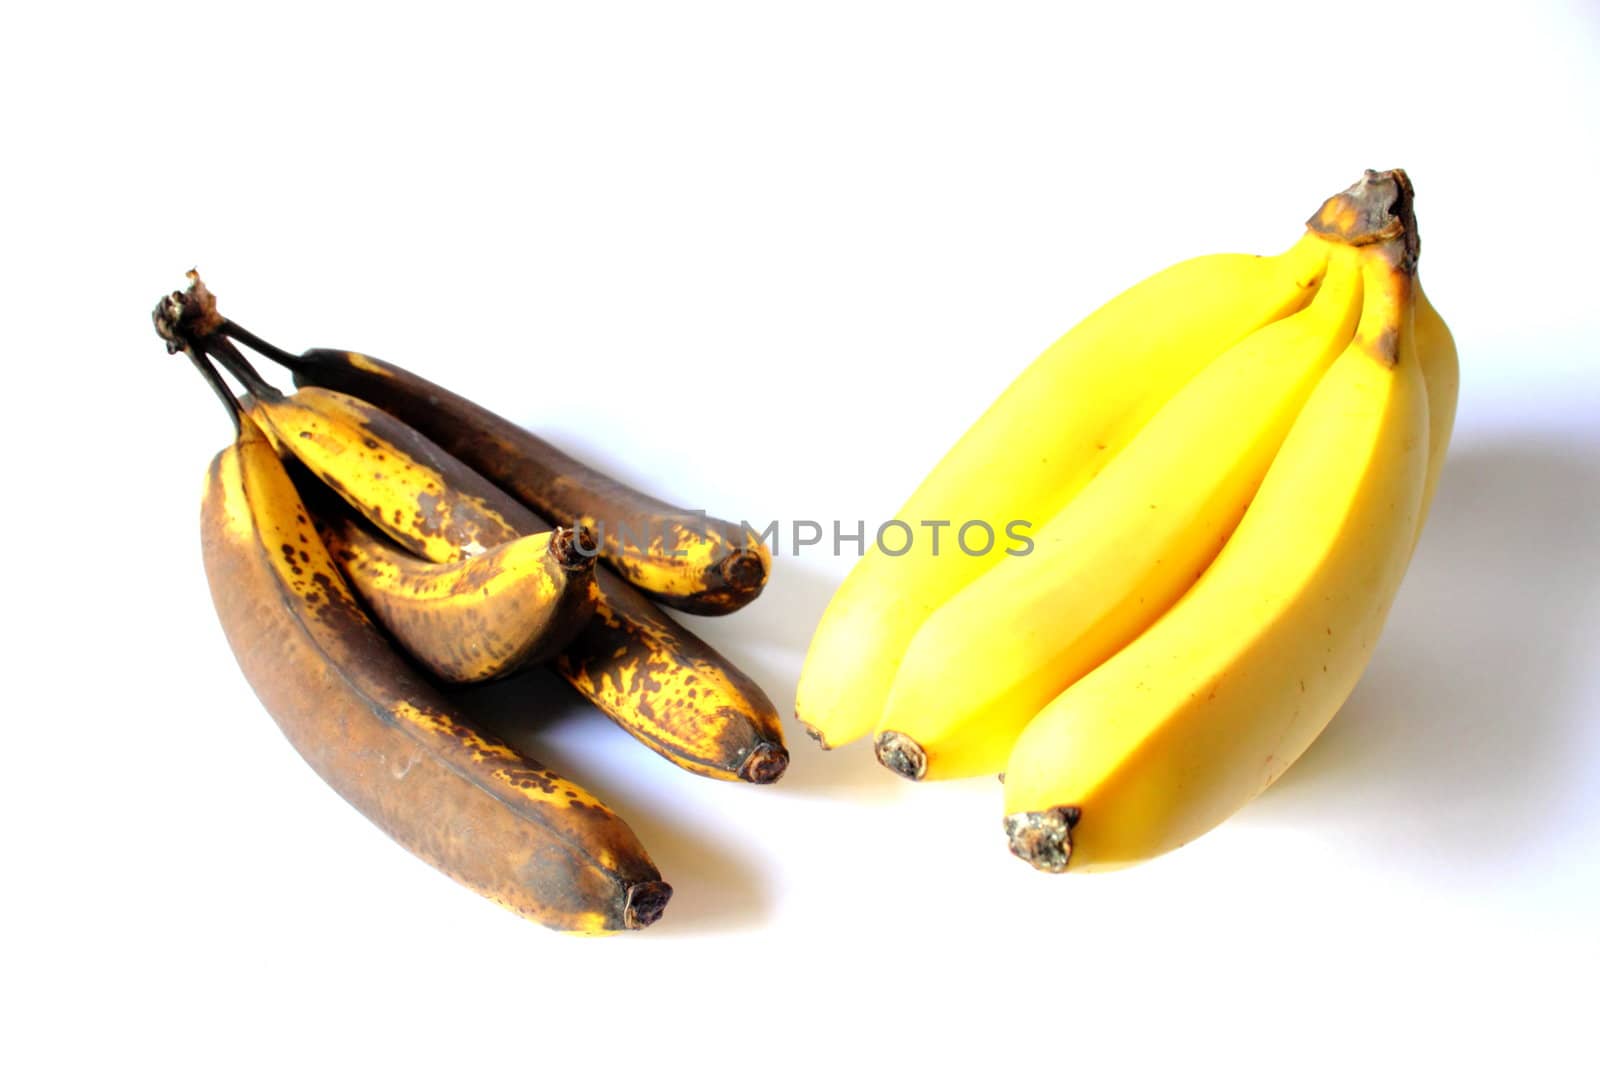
196,379 -> 670,931
875,241 -> 1367,781
312,497 -> 598,684
1003,205 -> 1429,872
797,232 -> 1331,748
187,349 -> 788,783
251,386 -> 523,562
221,333 -> 769,615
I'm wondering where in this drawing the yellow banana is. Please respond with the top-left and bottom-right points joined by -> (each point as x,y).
1003,225 -> 1429,872
797,231 -> 1331,748
1301,166 -> 1457,542
875,242 -> 1366,781
315,506 -> 598,684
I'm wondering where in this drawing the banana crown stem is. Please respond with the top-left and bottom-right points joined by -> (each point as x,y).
153,270 -> 289,414
1305,168 -> 1419,272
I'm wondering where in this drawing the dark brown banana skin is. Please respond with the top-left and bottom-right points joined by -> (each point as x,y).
284,348 -> 769,615
203,425 -> 669,932
275,390 -> 789,783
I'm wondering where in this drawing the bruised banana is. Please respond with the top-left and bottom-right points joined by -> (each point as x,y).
875,241 -> 1366,781
312,498 -> 598,684
217,325 -> 768,615
199,398 -> 669,931
797,229 -> 1331,748
233,378 -> 787,783
1004,219 -> 1429,872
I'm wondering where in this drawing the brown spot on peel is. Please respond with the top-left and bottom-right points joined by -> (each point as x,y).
1369,325 -> 1402,368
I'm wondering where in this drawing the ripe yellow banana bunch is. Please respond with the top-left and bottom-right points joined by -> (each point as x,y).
799,169 -> 1458,871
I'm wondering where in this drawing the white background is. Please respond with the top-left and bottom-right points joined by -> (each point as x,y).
4,2 -> 1597,1063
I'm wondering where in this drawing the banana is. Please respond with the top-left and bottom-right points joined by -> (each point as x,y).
220,325 -> 768,615
252,386 -> 524,562
312,499 -> 598,684
199,396 -> 670,932
875,241 -> 1367,781
797,231 -> 1331,748
1003,203 -> 1429,872
181,345 -> 789,783
1301,167 -> 1457,541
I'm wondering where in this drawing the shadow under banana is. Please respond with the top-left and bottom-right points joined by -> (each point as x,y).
1247,435 -> 1600,885
456,669 -> 776,934
670,559 -> 913,799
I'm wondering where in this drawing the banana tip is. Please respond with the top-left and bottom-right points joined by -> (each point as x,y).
623,880 -> 673,929
874,731 -> 926,781
1003,807 -> 1080,873
738,741 -> 789,784
550,525 -> 599,572
715,548 -> 770,596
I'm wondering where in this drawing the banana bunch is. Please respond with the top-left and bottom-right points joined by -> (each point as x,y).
157,276 -> 787,932
799,169 -> 1458,871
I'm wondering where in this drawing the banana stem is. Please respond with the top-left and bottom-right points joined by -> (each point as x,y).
1305,168 -> 1419,272
218,319 -> 301,371
202,333 -> 284,401
151,272 -> 287,402
186,349 -> 243,431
